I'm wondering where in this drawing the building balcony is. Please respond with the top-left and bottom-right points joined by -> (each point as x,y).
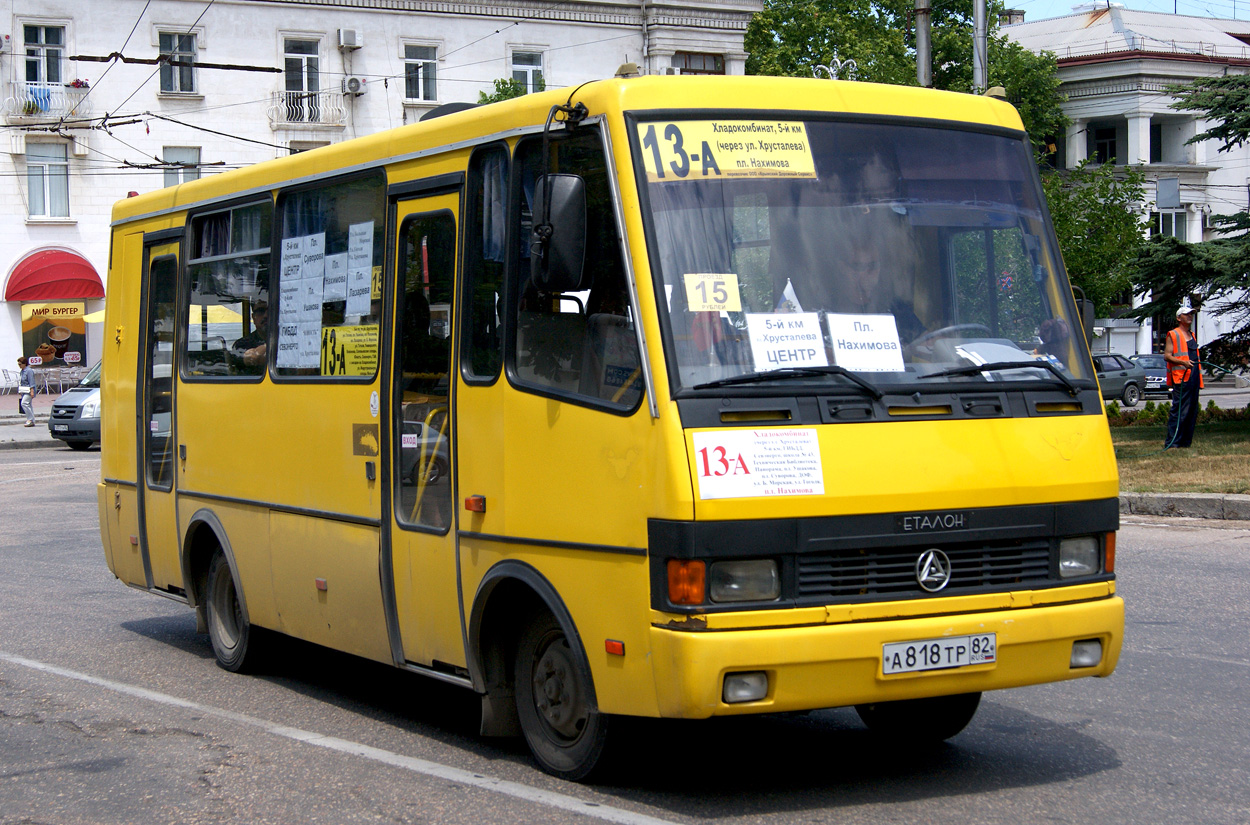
266,90 -> 347,129
3,82 -> 92,123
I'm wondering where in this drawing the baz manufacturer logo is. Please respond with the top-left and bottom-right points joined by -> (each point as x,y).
897,511 -> 968,532
915,549 -> 953,592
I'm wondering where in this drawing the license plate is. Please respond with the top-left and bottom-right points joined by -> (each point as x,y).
54,425 -> 68,432
882,633 -> 996,675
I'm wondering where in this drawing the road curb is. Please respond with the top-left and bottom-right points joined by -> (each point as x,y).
1120,492 -> 1250,521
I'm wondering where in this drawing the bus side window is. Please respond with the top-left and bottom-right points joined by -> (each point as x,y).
509,129 -> 642,410
461,144 -> 508,382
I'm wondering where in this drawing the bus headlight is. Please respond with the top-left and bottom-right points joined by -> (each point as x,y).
1059,536 -> 1100,578
709,560 -> 780,603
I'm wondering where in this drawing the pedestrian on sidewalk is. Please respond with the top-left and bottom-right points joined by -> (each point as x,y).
1164,305 -> 1202,449
16,356 -> 37,427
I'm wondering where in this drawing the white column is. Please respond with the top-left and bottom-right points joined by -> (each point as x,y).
1125,112 -> 1152,166
1191,119 -> 1208,165
1066,119 -> 1086,169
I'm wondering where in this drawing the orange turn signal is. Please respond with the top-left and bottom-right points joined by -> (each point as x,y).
605,639 -> 625,656
667,559 -> 705,605
1105,532 -> 1116,574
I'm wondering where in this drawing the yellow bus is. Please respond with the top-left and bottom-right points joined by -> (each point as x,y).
99,75 -> 1123,780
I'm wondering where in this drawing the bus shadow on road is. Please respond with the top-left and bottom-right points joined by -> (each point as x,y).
120,617 -> 1120,805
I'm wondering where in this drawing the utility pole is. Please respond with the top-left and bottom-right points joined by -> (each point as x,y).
916,0 -> 932,87
972,0 -> 988,94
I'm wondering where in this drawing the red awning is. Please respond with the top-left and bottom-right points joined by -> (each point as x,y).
5,249 -> 104,301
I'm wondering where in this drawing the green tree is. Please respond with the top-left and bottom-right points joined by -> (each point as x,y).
744,0 -> 1068,151
477,77 -> 541,104
1040,159 -> 1147,316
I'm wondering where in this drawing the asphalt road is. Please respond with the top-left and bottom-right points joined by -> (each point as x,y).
1,446 -> 1248,824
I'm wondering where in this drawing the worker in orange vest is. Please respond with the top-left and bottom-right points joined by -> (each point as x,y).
1163,305 -> 1203,449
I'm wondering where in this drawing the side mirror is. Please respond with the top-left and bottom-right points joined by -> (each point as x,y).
530,174 -> 587,293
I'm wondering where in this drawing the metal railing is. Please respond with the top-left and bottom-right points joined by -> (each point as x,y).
2,82 -> 92,121
266,90 -> 347,128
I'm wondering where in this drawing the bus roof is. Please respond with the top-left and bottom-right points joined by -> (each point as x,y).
111,75 -> 1026,225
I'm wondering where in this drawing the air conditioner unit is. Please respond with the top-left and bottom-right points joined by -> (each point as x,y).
342,76 -> 366,96
662,67 -> 679,75
338,28 -> 362,50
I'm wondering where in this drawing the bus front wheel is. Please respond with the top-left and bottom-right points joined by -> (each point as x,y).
855,692 -> 981,742
514,612 -> 608,780
206,551 -> 264,673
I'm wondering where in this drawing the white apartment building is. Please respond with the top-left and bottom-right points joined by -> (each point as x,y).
2,0 -> 760,370
1005,5 -> 1250,355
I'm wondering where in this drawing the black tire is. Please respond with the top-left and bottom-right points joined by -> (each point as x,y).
66,441 -> 92,451
1121,383 -> 1140,407
205,551 -> 264,673
514,612 -> 608,781
855,692 -> 981,742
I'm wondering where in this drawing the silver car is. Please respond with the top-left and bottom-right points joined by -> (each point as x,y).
48,361 -> 101,450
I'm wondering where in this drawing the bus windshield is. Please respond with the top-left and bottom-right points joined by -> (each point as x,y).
634,117 -> 1093,395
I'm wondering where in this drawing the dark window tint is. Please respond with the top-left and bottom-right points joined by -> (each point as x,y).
510,129 -> 642,409
184,201 -> 272,379
395,212 -> 455,531
461,145 -> 508,381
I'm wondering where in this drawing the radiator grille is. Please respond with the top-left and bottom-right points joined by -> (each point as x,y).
797,540 -> 1052,601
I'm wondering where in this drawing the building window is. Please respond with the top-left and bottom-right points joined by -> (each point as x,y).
1149,123 -> 1162,164
1151,211 -> 1187,241
511,51 -> 544,94
159,32 -> 197,94
289,140 -> 330,154
672,52 -> 725,75
163,147 -> 201,187
25,25 -> 64,86
404,44 -> 437,101
1092,127 -> 1117,164
27,143 -> 69,217
284,38 -> 320,123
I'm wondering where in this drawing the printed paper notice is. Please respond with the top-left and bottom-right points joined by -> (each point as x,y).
323,253 -> 348,301
683,273 -> 741,312
320,324 -> 379,377
693,429 -> 825,499
278,237 -> 303,330
346,222 -> 374,316
826,313 -> 905,372
746,312 -> 828,369
636,120 -> 817,182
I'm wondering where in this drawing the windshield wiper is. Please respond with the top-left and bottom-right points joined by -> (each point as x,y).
693,366 -> 884,399
918,360 -> 1080,397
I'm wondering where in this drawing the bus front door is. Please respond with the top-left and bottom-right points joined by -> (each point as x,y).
137,234 -> 183,592
385,194 -> 465,671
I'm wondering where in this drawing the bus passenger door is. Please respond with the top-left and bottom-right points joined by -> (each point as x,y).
386,194 -> 463,669
136,235 -> 183,592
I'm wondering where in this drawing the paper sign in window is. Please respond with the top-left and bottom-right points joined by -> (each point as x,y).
825,313 -> 905,372
683,273 -> 741,312
323,253 -> 348,301
746,312 -> 828,370
346,222 -> 374,316
636,120 -> 817,182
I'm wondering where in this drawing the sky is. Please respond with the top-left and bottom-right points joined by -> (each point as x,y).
1010,0 -> 1247,23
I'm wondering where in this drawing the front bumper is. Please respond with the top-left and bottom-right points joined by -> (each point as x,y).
647,590 -> 1123,718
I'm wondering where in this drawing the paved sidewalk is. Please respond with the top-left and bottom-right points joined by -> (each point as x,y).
0,391 -> 61,450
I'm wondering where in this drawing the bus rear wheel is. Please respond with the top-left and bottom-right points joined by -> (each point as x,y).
206,551 -> 264,673
514,612 -> 608,780
855,692 -> 981,742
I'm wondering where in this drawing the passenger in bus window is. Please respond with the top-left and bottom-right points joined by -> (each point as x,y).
231,300 -> 268,374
